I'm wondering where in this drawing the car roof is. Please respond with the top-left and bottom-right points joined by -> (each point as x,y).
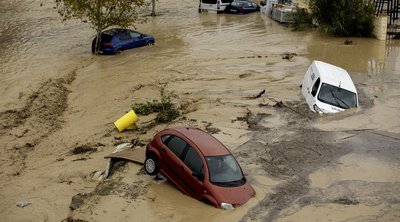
312,60 -> 357,93
169,126 -> 231,156
103,28 -> 135,35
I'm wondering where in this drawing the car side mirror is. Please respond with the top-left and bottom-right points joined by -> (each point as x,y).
140,34 -> 144,39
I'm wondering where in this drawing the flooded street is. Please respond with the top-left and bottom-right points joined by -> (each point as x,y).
1,0 -> 399,221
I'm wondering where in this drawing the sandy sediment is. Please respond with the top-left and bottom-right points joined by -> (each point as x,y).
1,0 -> 400,221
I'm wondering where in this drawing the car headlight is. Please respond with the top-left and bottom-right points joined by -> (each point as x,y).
221,203 -> 234,210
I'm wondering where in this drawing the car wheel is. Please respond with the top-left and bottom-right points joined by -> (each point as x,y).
144,154 -> 159,175
115,49 -> 122,55
146,41 -> 154,46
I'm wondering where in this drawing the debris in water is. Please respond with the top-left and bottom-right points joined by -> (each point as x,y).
205,122 -> 221,134
334,197 -> 359,205
282,52 -> 297,60
70,145 -> 97,155
344,39 -> 353,45
273,101 -> 284,108
16,200 -> 31,208
70,193 -> 89,210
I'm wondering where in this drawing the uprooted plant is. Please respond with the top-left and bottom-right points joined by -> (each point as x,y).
132,85 -> 180,123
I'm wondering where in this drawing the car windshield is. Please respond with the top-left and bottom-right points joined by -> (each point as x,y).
318,83 -> 357,109
240,2 -> 253,7
206,154 -> 245,187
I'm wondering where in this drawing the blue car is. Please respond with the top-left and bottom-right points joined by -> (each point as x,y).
224,0 -> 260,14
92,28 -> 155,55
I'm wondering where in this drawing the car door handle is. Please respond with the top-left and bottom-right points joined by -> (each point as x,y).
179,165 -> 184,170
161,148 -> 166,153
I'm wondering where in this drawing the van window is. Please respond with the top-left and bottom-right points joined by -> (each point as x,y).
311,78 -> 320,97
202,0 -> 217,4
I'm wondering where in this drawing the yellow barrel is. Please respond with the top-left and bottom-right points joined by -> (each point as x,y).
114,110 -> 139,132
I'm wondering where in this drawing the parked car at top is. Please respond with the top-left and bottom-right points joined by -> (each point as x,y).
224,0 -> 260,14
302,61 -> 358,114
92,28 -> 155,55
198,0 -> 232,13
144,126 -> 255,209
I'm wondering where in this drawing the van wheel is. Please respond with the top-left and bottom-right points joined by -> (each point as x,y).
144,154 -> 159,175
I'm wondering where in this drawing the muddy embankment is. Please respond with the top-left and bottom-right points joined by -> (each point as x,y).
0,71 -> 77,176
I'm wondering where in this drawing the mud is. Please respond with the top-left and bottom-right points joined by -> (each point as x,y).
1,0 -> 400,221
0,70 -> 77,176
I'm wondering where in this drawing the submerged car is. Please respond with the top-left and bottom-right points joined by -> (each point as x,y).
302,61 -> 358,114
144,126 -> 255,209
224,0 -> 260,14
198,0 -> 232,13
91,28 -> 155,55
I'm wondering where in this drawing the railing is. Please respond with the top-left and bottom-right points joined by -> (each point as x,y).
374,0 -> 400,25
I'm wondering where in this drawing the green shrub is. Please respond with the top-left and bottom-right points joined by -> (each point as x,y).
290,8 -> 313,31
132,86 -> 180,123
310,0 -> 375,37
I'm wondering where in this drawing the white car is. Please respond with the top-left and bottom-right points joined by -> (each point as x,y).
301,61 -> 358,114
199,0 -> 231,13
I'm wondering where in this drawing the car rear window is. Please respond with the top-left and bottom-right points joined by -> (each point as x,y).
202,0 -> 217,4
101,34 -> 113,43
166,136 -> 187,158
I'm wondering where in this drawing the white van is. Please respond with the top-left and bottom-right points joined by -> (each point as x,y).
301,61 -> 358,114
199,0 -> 232,13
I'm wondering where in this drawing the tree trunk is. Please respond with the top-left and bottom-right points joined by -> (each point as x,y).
151,0 -> 156,16
94,0 -> 102,55
94,30 -> 101,55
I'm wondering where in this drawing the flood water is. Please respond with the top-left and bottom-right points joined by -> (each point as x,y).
1,0 -> 400,221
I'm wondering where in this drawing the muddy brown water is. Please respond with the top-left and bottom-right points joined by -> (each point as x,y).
1,0 -> 400,221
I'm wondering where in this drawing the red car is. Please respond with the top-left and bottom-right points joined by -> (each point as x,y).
144,126 -> 255,209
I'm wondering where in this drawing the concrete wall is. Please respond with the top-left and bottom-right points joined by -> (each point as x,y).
373,15 -> 388,40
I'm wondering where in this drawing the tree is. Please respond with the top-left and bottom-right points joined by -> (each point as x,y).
151,0 -> 156,16
55,0 -> 148,54
309,0 -> 375,37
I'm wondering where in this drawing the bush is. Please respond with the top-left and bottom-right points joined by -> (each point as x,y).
132,86 -> 180,123
290,8 -> 313,31
310,0 -> 375,37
